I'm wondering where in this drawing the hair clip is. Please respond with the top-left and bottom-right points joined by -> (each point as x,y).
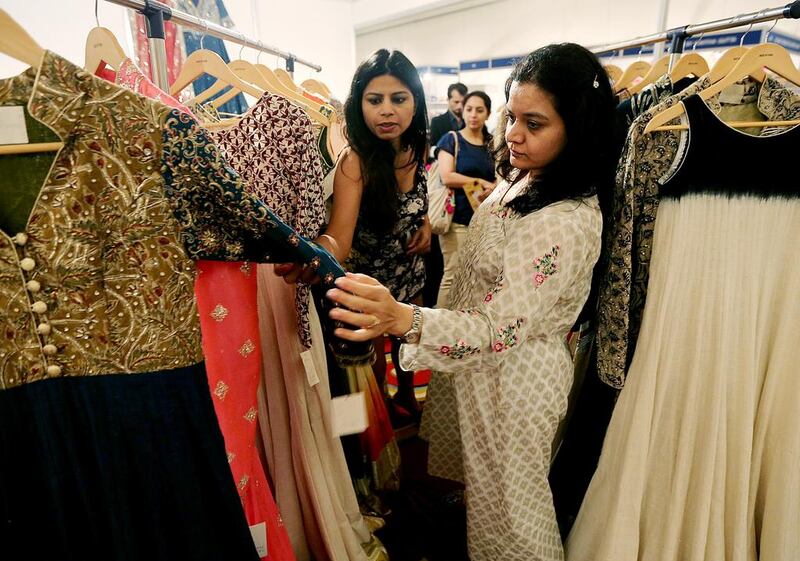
592,74 -> 600,89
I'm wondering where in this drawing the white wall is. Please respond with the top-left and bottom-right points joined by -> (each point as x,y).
352,0 -> 449,26
0,0 -> 356,100
0,0 -> 132,77
355,0 -> 800,67
4,0 -> 800,101
223,0 -> 356,99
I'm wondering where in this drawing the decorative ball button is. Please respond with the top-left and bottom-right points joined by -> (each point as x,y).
20,257 -> 36,271
31,301 -> 48,314
46,364 -> 62,376
42,344 -> 58,356
14,233 -> 28,246
26,280 -> 41,293
36,323 -> 51,335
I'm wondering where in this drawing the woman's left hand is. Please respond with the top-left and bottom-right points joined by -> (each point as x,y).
327,273 -> 415,341
406,218 -> 431,255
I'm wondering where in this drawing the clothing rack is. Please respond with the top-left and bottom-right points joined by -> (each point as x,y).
590,1 -> 800,70
102,0 -> 322,90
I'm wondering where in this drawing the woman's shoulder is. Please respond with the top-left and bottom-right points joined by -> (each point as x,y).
436,130 -> 457,149
336,147 -> 363,183
513,195 -> 601,236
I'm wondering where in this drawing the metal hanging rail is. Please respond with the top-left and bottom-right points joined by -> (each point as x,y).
590,1 -> 800,56
103,0 -> 321,89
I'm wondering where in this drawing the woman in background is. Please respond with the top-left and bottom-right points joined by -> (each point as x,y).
434,90 -> 497,309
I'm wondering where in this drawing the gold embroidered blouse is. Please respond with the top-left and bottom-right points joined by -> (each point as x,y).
0,51 -> 339,389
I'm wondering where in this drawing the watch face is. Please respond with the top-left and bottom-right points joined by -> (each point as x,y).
403,332 -> 420,344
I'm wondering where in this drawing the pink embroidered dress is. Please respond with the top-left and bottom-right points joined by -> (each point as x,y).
209,92 -> 387,561
94,58 -> 295,561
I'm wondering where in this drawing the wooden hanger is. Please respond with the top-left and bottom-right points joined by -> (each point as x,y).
187,59 -> 272,107
708,46 -> 748,83
301,78 -> 331,99
614,60 -> 652,93
0,9 -> 62,155
0,8 -> 44,69
205,66 -> 330,125
209,63 -> 330,126
603,64 -> 623,85
274,68 -> 301,93
644,42 -> 800,133
169,49 -> 264,98
626,55 -> 671,95
255,63 -> 331,125
84,26 -> 127,73
669,52 -> 709,82
185,78 -> 227,107
256,63 -> 296,96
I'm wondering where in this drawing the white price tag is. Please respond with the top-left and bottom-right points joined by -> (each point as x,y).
249,522 -> 267,558
0,106 -> 29,145
331,392 -> 368,437
300,349 -> 320,387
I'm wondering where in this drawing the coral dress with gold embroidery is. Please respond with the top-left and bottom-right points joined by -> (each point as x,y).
95,58 -> 295,561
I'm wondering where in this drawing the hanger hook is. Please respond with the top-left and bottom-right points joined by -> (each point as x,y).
692,31 -> 706,52
95,0 -> 100,27
200,20 -> 209,50
636,45 -> 644,62
765,18 -> 779,43
740,9 -> 766,47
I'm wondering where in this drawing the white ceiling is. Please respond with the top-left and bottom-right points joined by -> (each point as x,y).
352,0 -> 501,31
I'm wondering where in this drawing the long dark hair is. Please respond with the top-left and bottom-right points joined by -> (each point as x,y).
462,90 -> 493,149
344,49 -> 428,233
495,43 -> 624,218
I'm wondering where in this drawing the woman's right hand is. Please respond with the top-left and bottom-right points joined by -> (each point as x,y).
478,179 -> 496,191
274,235 -> 339,284
274,262 -> 316,284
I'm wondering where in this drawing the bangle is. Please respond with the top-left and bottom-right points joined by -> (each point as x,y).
318,234 -> 337,249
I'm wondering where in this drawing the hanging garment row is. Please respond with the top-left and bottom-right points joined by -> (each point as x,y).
0,8 -> 390,561
555,30 -> 800,561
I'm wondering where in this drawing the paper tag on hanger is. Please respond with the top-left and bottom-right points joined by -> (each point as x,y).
718,83 -> 752,105
300,349 -> 320,387
330,392 -> 368,437
249,522 -> 267,558
0,107 -> 29,145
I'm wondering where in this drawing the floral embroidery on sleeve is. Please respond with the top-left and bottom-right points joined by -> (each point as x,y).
492,318 -> 525,353
484,273 -> 504,303
490,205 -> 513,219
533,246 -> 560,287
440,340 -> 481,360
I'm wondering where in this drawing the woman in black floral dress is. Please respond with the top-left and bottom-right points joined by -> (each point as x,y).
276,48 -> 431,420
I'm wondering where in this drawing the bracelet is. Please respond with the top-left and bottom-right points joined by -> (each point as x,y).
318,234 -> 337,249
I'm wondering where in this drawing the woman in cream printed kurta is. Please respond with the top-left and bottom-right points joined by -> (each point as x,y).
403,180 -> 601,560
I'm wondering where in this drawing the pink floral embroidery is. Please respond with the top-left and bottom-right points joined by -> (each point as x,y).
484,273 -> 504,303
532,246 -> 560,287
439,339 -> 480,360
444,192 -> 455,215
491,318 -> 525,353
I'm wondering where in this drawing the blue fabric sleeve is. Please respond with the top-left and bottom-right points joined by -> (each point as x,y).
434,131 -> 456,158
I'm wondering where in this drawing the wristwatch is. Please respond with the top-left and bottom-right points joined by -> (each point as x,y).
400,304 -> 423,344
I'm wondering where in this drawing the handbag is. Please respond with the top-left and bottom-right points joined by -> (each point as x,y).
427,131 -> 459,235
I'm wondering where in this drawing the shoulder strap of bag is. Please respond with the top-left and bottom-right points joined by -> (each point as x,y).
450,130 -> 460,163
